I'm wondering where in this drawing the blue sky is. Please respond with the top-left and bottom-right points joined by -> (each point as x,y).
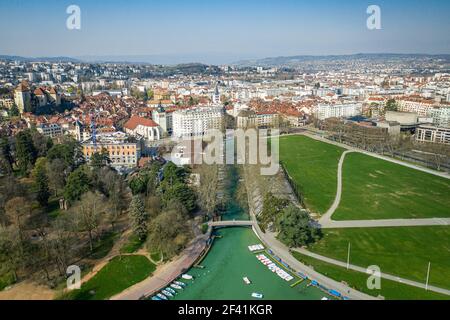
0,0 -> 449,63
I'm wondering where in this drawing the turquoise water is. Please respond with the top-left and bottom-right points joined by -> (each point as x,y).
221,165 -> 249,221
173,227 -> 327,300
170,165 -> 328,300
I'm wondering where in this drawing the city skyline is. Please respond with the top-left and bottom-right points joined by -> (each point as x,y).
1,0 -> 450,64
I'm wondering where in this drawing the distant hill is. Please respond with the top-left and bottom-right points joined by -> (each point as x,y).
0,55 -> 80,63
234,53 -> 450,67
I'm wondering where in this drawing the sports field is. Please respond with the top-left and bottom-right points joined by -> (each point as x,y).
279,135 -> 344,214
333,152 -> 450,220
307,226 -> 450,290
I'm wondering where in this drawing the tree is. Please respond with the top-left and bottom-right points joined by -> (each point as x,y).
64,166 -> 90,203
34,160 -> 50,207
146,208 -> 190,259
48,159 -> 66,196
259,193 -> 289,230
385,99 -> 398,113
47,138 -> 82,169
196,165 -> 219,217
0,135 -> 13,174
71,191 -> 106,252
31,129 -> 53,158
162,182 -> 196,213
128,195 -> 148,241
0,225 -> 24,282
4,197 -> 31,240
90,149 -> 111,169
15,130 -> 37,174
101,169 -> 128,230
50,215 -> 77,276
276,205 -> 321,247
8,104 -> 20,117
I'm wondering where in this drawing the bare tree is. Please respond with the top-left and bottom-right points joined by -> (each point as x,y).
71,191 -> 106,252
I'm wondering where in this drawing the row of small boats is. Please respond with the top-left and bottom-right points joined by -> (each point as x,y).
151,274 -> 193,300
256,254 -> 294,281
247,244 -> 264,252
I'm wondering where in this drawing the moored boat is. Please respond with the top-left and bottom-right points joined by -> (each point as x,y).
182,274 -> 193,280
174,281 -> 186,287
156,293 -> 168,300
251,292 -> 263,299
171,284 -> 183,290
162,290 -> 173,298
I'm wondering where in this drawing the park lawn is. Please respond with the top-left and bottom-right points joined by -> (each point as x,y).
279,135 -> 344,214
333,152 -> 450,220
307,226 -> 450,290
62,255 -> 155,300
292,252 -> 449,300
120,234 -> 145,254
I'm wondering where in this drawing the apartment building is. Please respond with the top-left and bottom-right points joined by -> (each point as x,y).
416,125 -> 450,145
36,123 -> 63,138
316,103 -> 362,120
172,106 -> 224,138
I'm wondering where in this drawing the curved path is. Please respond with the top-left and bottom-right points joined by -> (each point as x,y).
313,134 -> 450,228
292,248 -> 450,297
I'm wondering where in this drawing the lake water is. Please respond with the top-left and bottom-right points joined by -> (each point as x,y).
171,166 -> 328,300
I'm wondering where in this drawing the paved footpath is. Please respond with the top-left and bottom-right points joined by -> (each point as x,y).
294,132 -> 450,228
111,232 -> 210,300
292,247 -> 450,297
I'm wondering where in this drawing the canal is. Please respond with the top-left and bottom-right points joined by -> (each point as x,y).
173,166 -> 328,300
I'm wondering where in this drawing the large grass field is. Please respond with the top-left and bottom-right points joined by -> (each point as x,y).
307,226 -> 450,290
333,152 -> 450,220
292,252 -> 449,300
279,135 -> 344,214
62,255 -> 155,300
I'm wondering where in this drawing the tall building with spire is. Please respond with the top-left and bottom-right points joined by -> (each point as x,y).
212,83 -> 221,105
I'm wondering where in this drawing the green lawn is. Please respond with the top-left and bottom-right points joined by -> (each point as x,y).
61,255 -> 155,300
120,234 -> 145,254
334,152 -> 450,220
292,251 -> 449,300
279,135 -> 344,214
307,226 -> 450,290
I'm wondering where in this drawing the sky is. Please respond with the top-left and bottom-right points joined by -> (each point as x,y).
0,0 -> 449,64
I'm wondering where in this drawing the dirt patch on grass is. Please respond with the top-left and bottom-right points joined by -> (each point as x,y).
0,281 -> 55,300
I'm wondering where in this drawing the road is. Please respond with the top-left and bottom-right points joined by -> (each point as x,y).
292,247 -> 450,297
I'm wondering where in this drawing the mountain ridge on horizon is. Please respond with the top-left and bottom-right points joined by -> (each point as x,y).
1,53 -> 449,67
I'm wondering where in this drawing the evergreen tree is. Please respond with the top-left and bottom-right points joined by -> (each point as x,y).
0,135 -> 13,174
15,130 -> 37,175
35,162 -> 50,207
64,166 -> 90,203
128,195 -> 149,241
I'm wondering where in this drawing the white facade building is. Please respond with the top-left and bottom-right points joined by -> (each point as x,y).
316,103 -> 362,120
416,125 -> 450,145
172,107 -> 224,138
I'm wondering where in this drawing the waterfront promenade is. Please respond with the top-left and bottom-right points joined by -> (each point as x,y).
111,231 -> 210,300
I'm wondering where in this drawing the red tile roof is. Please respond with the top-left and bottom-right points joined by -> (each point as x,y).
124,116 -> 158,130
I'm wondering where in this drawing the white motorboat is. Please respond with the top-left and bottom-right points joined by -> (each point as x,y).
156,293 -> 168,300
252,292 -> 263,299
243,277 -> 251,285
182,274 -> 193,280
174,281 -> 186,287
170,284 -> 183,290
162,290 -> 173,298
